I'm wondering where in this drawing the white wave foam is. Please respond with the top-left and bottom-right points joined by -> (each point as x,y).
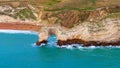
57,45 -> 120,50
105,46 -> 120,48
31,42 -> 120,49
31,43 -> 38,47
0,29 -> 38,35
66,45 -> 73,49
31,43 -> 46,47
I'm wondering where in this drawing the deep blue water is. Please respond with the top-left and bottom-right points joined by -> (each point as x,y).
0,30 -> 120,68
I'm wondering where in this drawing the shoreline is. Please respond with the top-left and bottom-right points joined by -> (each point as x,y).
0,3 -> 119,47
0,22 -> 119,46
57,39 -> 120,47
0,22 -> 41,32
0,29 -> 38,35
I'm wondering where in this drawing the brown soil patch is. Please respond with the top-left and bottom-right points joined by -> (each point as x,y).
0,22 -> 41,32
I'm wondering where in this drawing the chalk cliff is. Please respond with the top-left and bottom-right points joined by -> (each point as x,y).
36,5 -> 120,46
0,1 -> 119,46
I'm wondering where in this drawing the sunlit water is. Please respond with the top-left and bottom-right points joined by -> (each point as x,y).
0,30 -> 120,68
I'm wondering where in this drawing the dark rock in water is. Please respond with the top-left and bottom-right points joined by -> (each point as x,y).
57,39 -> 120,47
73,45 -> 77,48
84,40 -> 120,46
57,39 -> 86,46
36,40 -> 47,46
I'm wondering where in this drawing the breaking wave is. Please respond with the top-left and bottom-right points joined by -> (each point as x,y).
31,34 -> 120,49
0,29 -> 38,35
32,41 -> 120,50
59,45 -> 120,50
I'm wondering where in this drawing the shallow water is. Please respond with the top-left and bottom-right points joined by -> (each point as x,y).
0,30 -> 120,68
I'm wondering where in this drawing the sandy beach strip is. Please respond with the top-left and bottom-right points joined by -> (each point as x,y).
0,22 -> 41,32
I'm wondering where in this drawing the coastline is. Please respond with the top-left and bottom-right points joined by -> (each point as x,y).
0,22 -> 119,46
0,4 -> 119,47
57,39 -> 120,47
0,22 -> 41,32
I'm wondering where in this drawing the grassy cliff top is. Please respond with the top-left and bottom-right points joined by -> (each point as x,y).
0,0 -> 120,9
0,0 -> 119,24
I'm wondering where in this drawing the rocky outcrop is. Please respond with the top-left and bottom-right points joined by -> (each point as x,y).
0,3 -> 119,47
36,18 -> 120,46
36,6 -> 120,46
40,7 -> 111,28
57,39 -> 120,46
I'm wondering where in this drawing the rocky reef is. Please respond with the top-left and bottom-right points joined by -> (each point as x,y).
0,1 -> 120,47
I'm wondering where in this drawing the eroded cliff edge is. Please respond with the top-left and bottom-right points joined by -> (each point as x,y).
0,1 -> 119,46
36,5 -> 120,46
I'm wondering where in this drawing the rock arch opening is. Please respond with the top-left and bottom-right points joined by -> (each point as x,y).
36,27 -> 58,46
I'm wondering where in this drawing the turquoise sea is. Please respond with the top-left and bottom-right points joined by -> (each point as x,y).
0,30 -> 120,68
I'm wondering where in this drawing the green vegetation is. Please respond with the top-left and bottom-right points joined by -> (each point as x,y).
83,0 -> 97,4
101,12 -> 120,20
43,0 -> 61,6
105,12 -> 120,18
15,8 -> 36,20
44,7 -> 95,11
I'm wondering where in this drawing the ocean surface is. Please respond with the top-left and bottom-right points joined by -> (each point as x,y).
0,30 -> 120,68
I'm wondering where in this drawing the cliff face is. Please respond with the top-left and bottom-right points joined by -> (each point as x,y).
0,1 -> 119,46
37,18 -> 120,46
39,6 -> 120,28
37,6 -> 120,46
